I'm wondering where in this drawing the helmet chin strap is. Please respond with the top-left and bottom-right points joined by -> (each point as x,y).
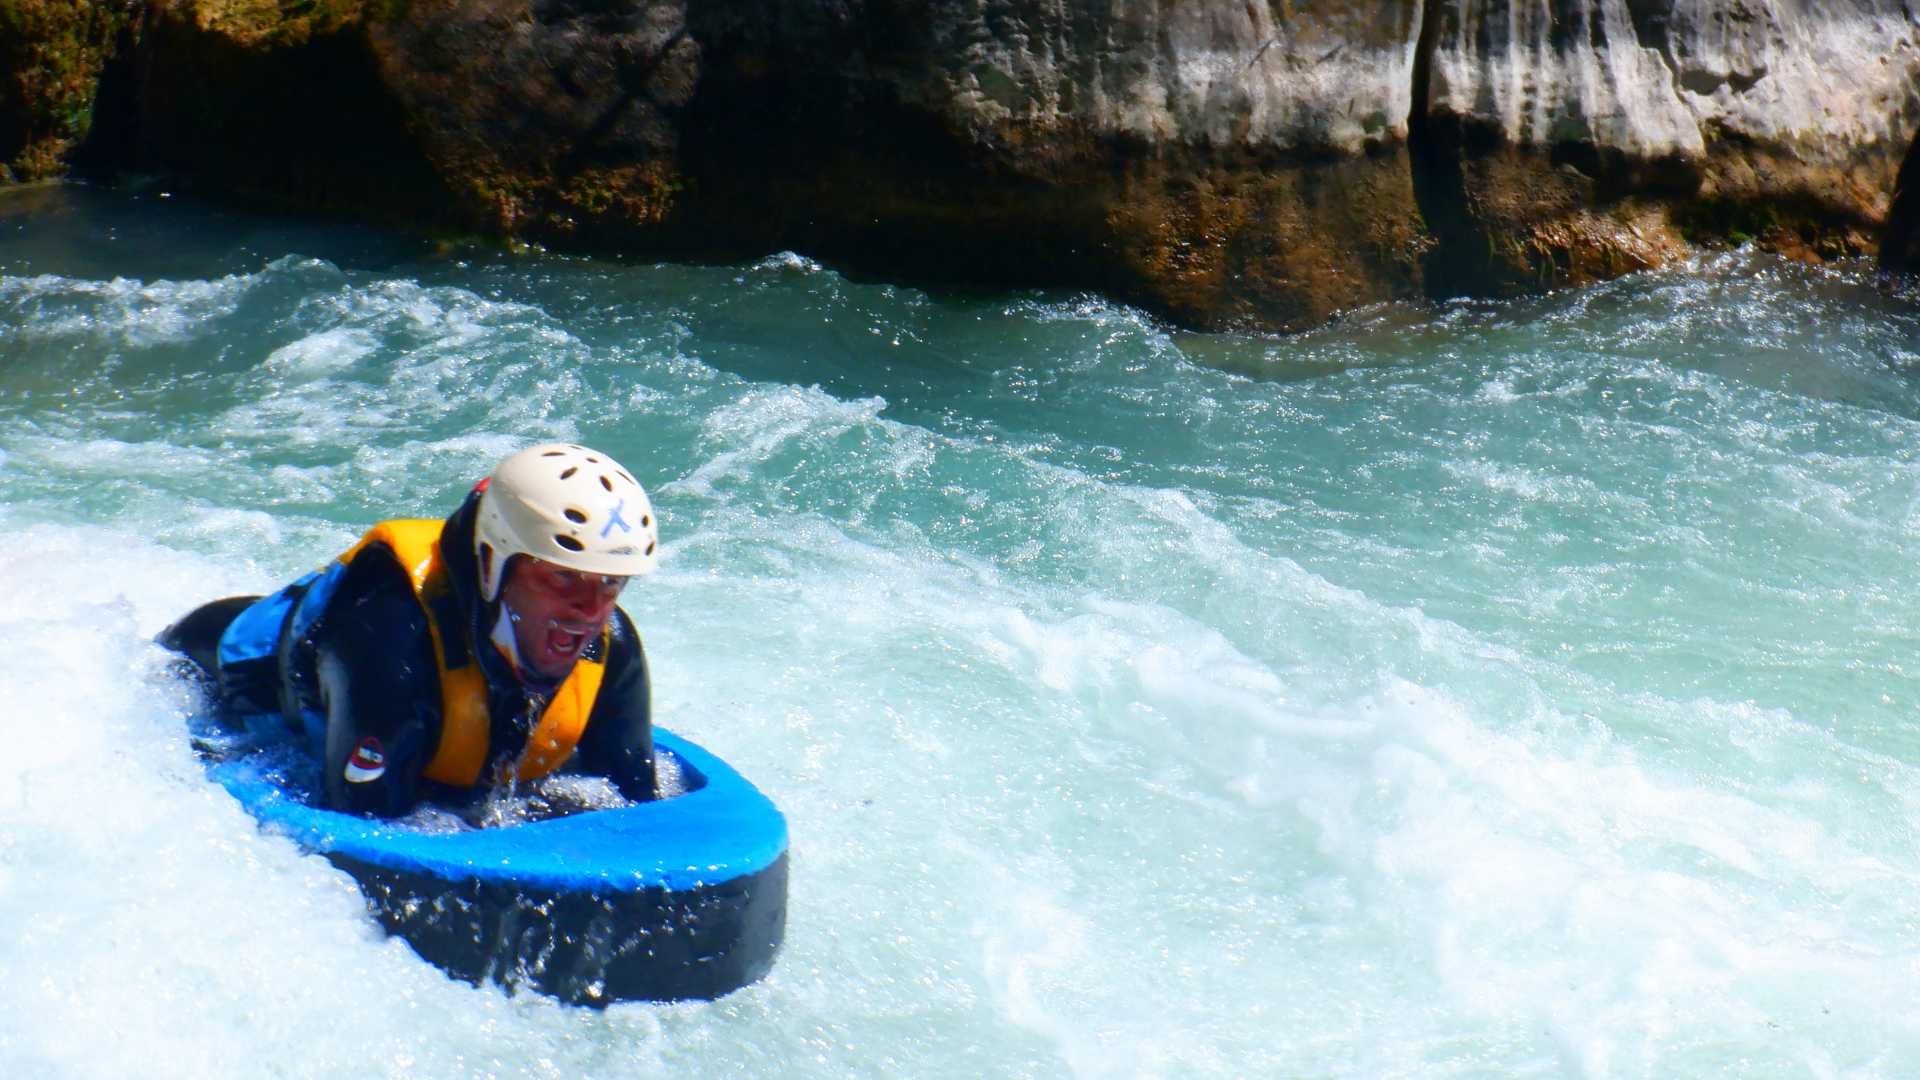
490,604 -> 529,674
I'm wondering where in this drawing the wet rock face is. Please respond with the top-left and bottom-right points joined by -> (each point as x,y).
12,1 -> 1920,330
110,1 -> 454,217
826,0 -> 1427,156
1418,0 -> 1920,294
0,0 -> 139,181
670,1 -> 1433,329
366,0 -> 700,235
1887,129 -> 1920,274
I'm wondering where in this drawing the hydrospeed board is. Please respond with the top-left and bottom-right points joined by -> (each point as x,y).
201,726 -> 788,1005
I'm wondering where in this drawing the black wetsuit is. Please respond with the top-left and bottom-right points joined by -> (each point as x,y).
160,490 -> 658,816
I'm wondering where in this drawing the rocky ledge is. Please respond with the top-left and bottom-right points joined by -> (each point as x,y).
4,0 -> 1919,331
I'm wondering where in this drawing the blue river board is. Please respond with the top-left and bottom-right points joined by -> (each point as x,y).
203,727 -> 788,1005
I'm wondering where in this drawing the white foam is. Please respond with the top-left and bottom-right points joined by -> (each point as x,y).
0,524 -> 703,1077
0,270 -> 262,346
263,325 -> 379,376
670,385 -> 891,498
205,276 -> 603,447
9,219 -> 1920,1077
751,251 -> 827,275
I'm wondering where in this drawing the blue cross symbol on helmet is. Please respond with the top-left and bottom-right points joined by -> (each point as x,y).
601,498 -> 633,538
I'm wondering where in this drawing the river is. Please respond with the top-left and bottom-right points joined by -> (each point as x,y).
4,184 -> 1920,1078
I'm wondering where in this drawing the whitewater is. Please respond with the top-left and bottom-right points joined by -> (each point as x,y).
3,185 -> 1920,1078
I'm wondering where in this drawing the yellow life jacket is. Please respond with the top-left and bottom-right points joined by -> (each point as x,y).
336,519 -> 607,786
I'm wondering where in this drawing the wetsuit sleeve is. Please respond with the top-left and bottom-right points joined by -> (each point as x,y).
575,608 -> 658,802
311,554 -> 442,817
155,595 -> 264,712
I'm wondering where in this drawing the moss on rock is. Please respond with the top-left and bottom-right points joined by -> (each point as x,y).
0,0 -> 137,181
180,0 -> 404,47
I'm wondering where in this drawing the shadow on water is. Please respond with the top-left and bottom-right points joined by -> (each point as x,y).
1172,300 -> 1468,382
1177,251 -> 1920,420
0,181 -> 439,282
12,182 -> 1920,429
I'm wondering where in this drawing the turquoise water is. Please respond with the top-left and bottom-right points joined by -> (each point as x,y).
4,185 -> 1920,1078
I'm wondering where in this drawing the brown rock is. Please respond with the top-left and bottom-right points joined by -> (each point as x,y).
7,0 -> 1920,331
1418,0 -> 1920,294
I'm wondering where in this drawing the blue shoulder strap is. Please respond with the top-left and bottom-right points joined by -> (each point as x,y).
216,563 -> 348,666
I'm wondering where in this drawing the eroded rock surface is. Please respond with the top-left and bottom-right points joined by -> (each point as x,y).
1419,0 -> 1920,294
6,1 -> 1919,330
0,0 -> 139,180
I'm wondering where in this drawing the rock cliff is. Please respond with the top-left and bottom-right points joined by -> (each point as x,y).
4,1 -> 1918,330
1420,0 -> 1920,292
0,0 -> 139,180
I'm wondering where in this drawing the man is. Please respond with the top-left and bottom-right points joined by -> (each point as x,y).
160,443 -> 661,816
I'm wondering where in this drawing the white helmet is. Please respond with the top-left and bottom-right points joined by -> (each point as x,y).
473,443 -> 659,602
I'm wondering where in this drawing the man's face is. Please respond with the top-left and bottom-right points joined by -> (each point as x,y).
498,557 -> 628,680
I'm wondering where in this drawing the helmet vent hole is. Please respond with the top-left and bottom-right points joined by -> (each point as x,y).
645,540 -> 656,555
617,469 -> 635,485
642,514 -> 652,528
555,535 -> 585,552
560,466 -> 578,480
599,475 -> 614,492
541,450 -> 565,457
564,508 -> 588,524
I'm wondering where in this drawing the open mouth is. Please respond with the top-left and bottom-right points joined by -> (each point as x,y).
545,621 -> 591,660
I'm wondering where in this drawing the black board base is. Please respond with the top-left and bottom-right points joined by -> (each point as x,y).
333,851 -> 790,1006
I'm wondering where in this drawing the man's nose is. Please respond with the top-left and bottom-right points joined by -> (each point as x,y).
564,582 -> 615,617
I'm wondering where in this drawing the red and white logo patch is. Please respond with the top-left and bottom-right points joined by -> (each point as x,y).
344,737 -> 387,784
